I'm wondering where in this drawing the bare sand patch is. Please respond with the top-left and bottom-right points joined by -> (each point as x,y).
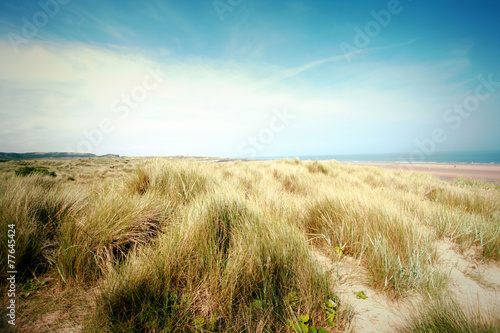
314,251 -> 413,333
435,239 -> 500,314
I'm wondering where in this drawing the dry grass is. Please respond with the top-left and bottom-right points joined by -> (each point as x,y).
397,296 -> 500,333
1,157 -> 499,332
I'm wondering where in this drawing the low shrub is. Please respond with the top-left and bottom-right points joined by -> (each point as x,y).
15,166 -> 56,178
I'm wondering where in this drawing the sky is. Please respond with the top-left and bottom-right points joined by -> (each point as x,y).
0,0 -> 499,158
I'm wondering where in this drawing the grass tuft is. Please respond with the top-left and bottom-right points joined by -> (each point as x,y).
126,159 -> 209,205
0,176 -> 82,281
56,185 -> 170,284
398,296 -> 500,333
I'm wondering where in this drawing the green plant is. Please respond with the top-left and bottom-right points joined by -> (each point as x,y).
20,278 -> 47,299
193,317 -> 205,329
356,291 -> 367,299
289,313 -> 331,333
288,314 -> 310,333
326,297 -> 339,326
288,297 -> 340,333
334,246 -> 344,258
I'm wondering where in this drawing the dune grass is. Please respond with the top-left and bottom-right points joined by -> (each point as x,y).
304,193 -> 445,294
56,184 -> 171,284
90,194 -> 337,332
0,176 -> 84,282
0,157 -> 499,331
397,296 -> 500,333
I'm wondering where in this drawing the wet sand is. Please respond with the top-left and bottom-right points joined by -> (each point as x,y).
345,162 -> 500,182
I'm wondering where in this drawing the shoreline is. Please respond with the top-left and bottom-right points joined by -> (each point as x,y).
343,162 -> 500,182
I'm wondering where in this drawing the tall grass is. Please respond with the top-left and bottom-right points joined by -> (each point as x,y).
90,194 -> 336,332
0,175 -> 83,281
1,157 -> 499,331
394,180 -> 500,260
126,158 -> 210,205
398,296 -> 500,333
56,183 -> 171,283
304,191 -> 445,295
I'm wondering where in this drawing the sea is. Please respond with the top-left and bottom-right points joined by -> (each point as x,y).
257,150 -> 500,164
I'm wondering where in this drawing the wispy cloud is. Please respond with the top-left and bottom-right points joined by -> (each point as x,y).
256,38 -> 422,88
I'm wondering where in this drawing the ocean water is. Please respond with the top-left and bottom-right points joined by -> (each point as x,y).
259,150 -> 500,164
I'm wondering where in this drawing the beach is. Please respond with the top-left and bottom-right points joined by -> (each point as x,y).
346,162 -> 500,182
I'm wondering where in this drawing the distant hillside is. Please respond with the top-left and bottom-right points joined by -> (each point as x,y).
0,152 -> 120,160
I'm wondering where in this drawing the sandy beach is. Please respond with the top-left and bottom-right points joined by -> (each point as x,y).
345,162 -> 500,182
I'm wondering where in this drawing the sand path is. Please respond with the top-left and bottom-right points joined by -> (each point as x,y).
314,238 -> 500,332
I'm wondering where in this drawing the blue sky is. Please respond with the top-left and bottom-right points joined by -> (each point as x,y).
0,0 -> 499,158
